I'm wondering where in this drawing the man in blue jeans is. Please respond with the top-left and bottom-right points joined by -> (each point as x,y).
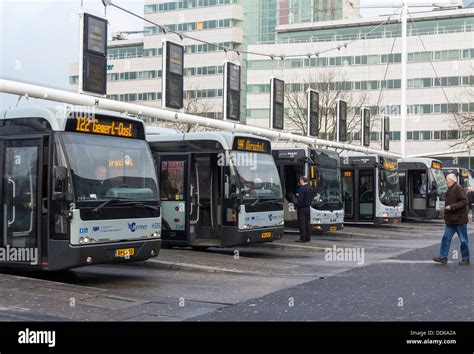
433,173 -> 470,265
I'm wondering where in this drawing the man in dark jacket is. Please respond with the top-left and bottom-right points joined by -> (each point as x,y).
295,176 -> 314,243
467,186 -> 474,221
433,173 -> 470,265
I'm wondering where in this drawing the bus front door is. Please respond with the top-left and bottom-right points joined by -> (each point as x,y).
0,137 -> 43,267
341,170 -> 355,221
358,170 -> 375,220
194,155 -> 220,241
399,170 -> 407,217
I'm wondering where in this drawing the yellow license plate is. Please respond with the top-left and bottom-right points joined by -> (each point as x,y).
330,226 -> 337,231
115,248 -> 135,258
261,232 -> 272,239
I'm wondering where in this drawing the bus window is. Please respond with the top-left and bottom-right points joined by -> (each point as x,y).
160,160 -> 185,201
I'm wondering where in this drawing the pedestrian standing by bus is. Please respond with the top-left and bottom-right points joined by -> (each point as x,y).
295,176 -> 313,243
467,186 -> 474,221
433,173 -> 470,265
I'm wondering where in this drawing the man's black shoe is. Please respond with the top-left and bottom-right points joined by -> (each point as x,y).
433,256 -> 448,264
295,239 -> 306,243
459,260 -> 470,266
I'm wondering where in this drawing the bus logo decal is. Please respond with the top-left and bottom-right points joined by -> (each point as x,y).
128,223 -> 148,233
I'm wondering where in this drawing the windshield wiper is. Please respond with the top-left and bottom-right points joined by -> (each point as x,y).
251,198 -> 282,207
92,198 -> 123,214
92,198 -> 159,214
116,201 -> 160,211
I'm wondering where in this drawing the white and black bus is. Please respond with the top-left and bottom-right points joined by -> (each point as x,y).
147,132 -> 285,248
398,158 -> 447,220
442,167 -> 471,191
0,106 -> 162,270
340,155 -> 402,224
272,147 -> 344,233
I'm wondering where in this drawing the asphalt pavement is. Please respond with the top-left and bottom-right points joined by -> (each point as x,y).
191,238 -> 474,321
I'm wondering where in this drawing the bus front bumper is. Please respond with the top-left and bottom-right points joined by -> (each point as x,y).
374,217 -> 402,225
47,239 -> 162,271
312,223 -> 344,233
222,226 -> 284,248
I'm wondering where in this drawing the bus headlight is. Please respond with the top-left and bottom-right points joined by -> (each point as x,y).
152,230 -> 161,238
312,219 -> 321,224
79,237 -> 96,244
382,212 -> 389,218
280,219 -> 285,226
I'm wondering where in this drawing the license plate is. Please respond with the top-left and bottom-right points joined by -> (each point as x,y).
330,226 -> 337,231
115,248 -> 135,258
261,232 -> 272,239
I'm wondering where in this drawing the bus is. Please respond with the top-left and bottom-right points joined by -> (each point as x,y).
147,132 -> 285,248
0,106 -> 162,270
272,147 -> 344,233
442,167 -> 471,190
340,155 -> 402,224
398,158 -> 447,220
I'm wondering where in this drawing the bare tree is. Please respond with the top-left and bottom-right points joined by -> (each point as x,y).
284,70 -> 369,145
148,86 -> 217,133
449,86 -> 474,151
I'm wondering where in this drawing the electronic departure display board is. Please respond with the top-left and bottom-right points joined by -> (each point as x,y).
383,115 -> 390,151
81,13 -> 108,96
233,137 -> 271,154
163,40 -> 184,110
224,62 -> 241,121
83,53 -> 107,94
307,89 -> 319,137
336,100 -> 347,142
167,42 -> 184,76
166,75 -> 184,110
85,14 -> 107,55
65,114 -> 145,139
362,108 -> 371,147
271,78 -> 285,130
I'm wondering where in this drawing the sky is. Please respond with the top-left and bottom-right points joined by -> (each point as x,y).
0,0 -> 461,108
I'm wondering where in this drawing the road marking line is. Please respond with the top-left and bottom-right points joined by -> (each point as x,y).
378,260 -> 438,264
148,259 -> 262,275
271,242 -> 328,251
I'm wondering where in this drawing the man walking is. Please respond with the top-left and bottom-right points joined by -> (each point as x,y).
433,173 -> 470,265
467,186 -> 474,221
295,176 -> 314,243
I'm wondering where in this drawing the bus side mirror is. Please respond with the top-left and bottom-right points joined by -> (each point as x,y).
54,166 -> 68,193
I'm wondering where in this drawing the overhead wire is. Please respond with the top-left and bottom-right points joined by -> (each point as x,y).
106,0 -> 401,61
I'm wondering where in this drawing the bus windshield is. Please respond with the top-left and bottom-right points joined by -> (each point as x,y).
233,152 -> 283,201
61,133 -> 159,203
312,165 -> 343,210
379,168 -> 401,206
432,168 -> 448,194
